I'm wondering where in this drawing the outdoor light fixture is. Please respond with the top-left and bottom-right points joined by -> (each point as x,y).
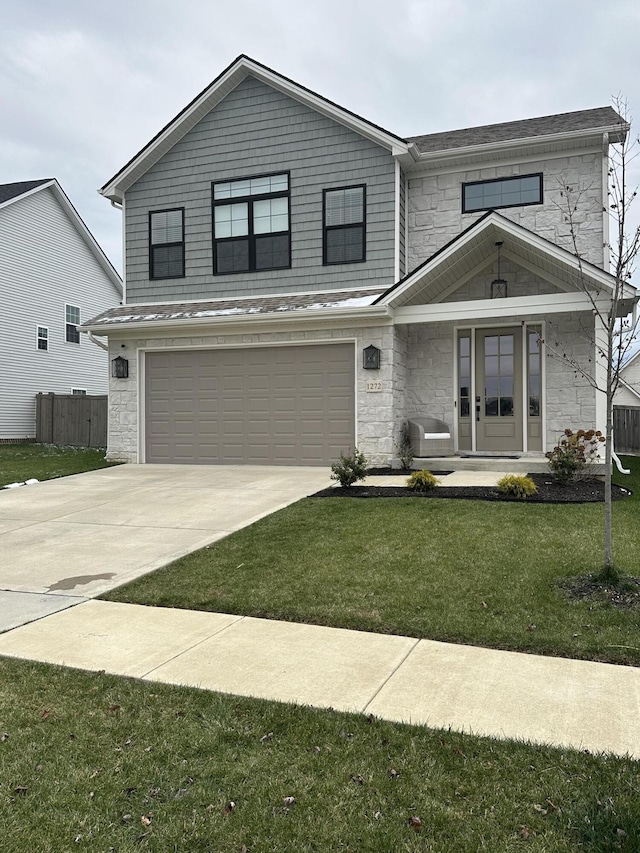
111,355 -> 129,379
491,241 -> 508,299
363,344 -> 381,370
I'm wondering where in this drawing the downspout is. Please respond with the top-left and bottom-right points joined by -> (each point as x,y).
88,331 -> 108,352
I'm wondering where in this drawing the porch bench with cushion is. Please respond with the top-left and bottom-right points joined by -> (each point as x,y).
408,417 -> 453,457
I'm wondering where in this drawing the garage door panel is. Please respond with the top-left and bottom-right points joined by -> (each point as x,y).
145,343 -> 354,465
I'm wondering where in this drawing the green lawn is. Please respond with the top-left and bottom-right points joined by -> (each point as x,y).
0,657 -> 637,853
104,457 -> 640,667
0,443 -> 119,488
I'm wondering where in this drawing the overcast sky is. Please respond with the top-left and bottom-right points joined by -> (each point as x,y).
2,0 -> 640,273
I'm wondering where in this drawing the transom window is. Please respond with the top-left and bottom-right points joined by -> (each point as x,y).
36,326 -> 49,351
323,185 -> 366,265
212,173 -> 290,274
150,209 -> 185,279
65,305 -> 80,344
462,174 -> 543,213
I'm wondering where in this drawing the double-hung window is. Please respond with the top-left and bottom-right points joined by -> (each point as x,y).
65,305 -> 80,344
36,326 -> 49,351
212,173 -> 290,274
323,185 -> 366,265
150,209 -> 185,279
462,174 -> 543,213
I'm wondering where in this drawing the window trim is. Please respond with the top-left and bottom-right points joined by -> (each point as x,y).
322,184 -> 367,266
65,304 -> 80,345
212,170 -> 291,275
149,207 -> 185,280
71,388 -> 87,395
462,173 -> 543,214
36,325 -> 49,352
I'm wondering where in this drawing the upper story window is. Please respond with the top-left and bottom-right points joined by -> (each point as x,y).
36,326 -> 49,351
212,173 -> 290,274
323,185 -> 366,265
150,209 -> 185,279
462,173 -> 543,214
65,305 -> 80,344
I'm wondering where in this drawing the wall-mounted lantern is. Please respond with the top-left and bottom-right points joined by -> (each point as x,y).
363,344 -> 381,370
111,355 -> 129,379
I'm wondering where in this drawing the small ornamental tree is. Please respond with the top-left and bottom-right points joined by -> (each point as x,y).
546,98 -> 640,581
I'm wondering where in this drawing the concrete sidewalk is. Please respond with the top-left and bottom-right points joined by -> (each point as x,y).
0,599 -> 637,759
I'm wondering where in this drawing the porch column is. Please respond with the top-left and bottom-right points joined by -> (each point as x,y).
594,314 -> 607,435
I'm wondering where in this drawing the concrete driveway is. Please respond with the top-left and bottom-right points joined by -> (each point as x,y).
0,464 -> 331,631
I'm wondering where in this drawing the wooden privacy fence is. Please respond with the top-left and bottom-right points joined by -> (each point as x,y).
36,393 -> 108,448
613,406 -> 640,454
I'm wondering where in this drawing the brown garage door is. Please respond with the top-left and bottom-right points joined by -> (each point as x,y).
145,343 -> 355,465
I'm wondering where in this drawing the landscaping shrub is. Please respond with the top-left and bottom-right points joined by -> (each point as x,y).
496,474 -> 538,499
406,469 -> 439,492
394,421 -> 414,471
546,429 -> 605,482
330,448 -> 368,487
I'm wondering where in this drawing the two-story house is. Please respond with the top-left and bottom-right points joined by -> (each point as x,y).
85,55 -> 635,467
0,179 -> 122,441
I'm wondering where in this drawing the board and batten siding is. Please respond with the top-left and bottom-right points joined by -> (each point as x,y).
0,188 -> 119,439
124,75 -> 398,303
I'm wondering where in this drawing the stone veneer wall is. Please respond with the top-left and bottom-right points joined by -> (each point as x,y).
407,152 -> 605,271
106,321 -> 403,467
404,312 -> 597,452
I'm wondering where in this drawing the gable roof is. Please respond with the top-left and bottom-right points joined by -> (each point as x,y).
100,55 -> 411,202
376,211 -> 636,309
0,178 -> 122,295
0,179 -> 53,206
408,107 -> 627,154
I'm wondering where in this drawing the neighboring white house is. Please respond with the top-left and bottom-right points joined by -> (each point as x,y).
614,350 -> 640,408
0,179 -> 123,440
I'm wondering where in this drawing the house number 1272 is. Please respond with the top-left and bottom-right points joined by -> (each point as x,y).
365,380 -> 383,392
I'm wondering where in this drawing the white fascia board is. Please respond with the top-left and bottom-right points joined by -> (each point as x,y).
84,305 -> 392,336
619,376 -> 640,402
49,182 -> 123,295
100,57 -> 409,200
1,179 -> 123,295
384,211 -> 630,307
412,125 -> 627,170
393,291 -> 604,325
0,179 -> 56,211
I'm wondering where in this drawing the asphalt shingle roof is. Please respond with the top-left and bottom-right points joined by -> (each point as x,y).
407,106 -> 625,154
0,179 -> 53,205
83,287 -> 386,329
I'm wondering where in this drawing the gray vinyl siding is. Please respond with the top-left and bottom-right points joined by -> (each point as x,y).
124,75 -> 397,303
0,189 -> 120,439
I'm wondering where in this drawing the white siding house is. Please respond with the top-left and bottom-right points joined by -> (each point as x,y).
0,179 -> 122,440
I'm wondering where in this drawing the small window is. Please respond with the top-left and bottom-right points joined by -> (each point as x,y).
36,326 -> 49,351
71,388 -> 87,395
150,209 -> 185,279
462,174 -> 543,213
323,185 -> 366,265
212,173 -> 290,274
65,305 -> 80,344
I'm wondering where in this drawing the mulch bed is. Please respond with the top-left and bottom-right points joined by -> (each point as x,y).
558,575 -> 640,611
312,472 -> 632,504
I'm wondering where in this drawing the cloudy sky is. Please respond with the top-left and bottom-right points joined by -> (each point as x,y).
2,0 -> 640,273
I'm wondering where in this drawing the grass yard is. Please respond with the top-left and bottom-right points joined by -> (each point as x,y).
104,458 -> 640,667
0,443 -> 119,488
0,657 -> 637,853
